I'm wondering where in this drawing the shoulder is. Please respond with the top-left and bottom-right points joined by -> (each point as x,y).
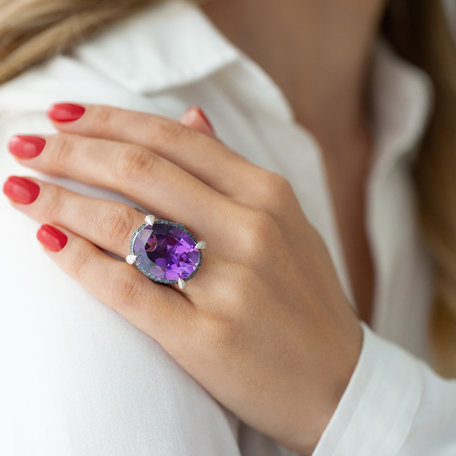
0,0 -> 239,118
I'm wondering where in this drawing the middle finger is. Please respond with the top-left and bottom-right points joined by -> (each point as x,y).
10,133 -> 231,236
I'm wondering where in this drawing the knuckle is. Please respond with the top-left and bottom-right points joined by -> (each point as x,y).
98,205 -> 136,247
89,105 -> 114,128
41,185 -> 65,221
238,209 -> 279,259
51,134 -> 75,168
153,118 -> 188,145
108,269 -> 138,308
67,245 -> 93,281
222,263 -> 258,313
268,171 -> 294,195
254,170 -> 295,209
114,145 -> 155,181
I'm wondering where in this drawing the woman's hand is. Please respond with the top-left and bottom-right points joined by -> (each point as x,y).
3,103 -> 362,455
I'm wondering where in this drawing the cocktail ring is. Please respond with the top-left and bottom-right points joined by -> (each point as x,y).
125,215 -> 206,290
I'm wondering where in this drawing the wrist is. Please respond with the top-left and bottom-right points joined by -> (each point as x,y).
293,322 -> 364,455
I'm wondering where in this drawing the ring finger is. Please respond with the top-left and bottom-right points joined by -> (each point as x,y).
3,176 -> 217,298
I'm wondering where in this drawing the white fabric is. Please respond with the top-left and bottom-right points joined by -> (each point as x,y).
0,1 -> 455,455
443,0 -> 456,41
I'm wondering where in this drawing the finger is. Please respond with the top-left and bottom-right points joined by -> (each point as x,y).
35,224 -> 195,351
5,176 -> 145,259
4,176 -> 223,301
4,176 -> 221,301
180,106 -> 217,138
9,132 -> 231,238
46,103 -> 261,199
3,176 -> 240,305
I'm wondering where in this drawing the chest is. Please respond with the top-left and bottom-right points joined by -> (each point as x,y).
320,146 -> 376,324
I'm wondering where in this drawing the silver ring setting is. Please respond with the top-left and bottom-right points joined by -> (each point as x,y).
126,215 -> 206,290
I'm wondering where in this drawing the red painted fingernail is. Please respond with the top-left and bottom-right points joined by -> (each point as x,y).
37,224 -> 68,252
3,176 -> 40,204
194,106 -> 214,132
47,103 -> 86,122
8,135 -> 46,159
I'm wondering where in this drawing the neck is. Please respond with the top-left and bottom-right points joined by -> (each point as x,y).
202,0 -> 386,153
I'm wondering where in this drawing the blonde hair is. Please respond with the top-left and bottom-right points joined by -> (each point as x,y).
0,0 -> 155,84
1,0 -> 455,376
384,0 -> 456,377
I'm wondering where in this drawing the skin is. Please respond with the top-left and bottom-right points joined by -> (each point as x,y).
203,0 -> 387,323
6,105 -> 361,454
4,0 -> 389,453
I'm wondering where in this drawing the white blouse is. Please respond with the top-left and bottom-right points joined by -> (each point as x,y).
0,1 -> 455,455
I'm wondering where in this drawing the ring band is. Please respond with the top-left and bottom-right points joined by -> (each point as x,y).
126,215 -> 206,290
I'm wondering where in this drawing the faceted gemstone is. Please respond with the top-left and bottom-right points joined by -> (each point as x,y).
132,222 -> 201,282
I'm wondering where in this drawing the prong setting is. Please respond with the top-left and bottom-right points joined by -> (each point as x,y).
145,214 -> 156,226
129,219 -> 203,288
126,254 -> 138,265
177,277 -> 188,290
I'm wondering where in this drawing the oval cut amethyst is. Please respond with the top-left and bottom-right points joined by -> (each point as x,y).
131,221 -> 202,284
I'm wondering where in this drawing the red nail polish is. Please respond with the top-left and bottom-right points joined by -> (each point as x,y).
37,224 -> 68,252
3,176 -> 40,204
47,103 -> 86,122
194,106 -> 214,132
8,135 -> 46,159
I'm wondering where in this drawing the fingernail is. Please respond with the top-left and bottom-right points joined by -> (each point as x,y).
8,135 -> 46,159
193,106 -> 214,132
37,224 -> 68,252
3,176 -> 40,204
47,103 -> 86,122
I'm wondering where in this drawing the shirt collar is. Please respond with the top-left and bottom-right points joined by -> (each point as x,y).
369,41 -> 433,168
73,0 -> 239,94
74,0 -> 433,165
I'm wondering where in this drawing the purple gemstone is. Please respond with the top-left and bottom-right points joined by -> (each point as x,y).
132,222 -> 201,282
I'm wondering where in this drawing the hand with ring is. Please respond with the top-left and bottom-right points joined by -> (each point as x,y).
3,103 -> 363,455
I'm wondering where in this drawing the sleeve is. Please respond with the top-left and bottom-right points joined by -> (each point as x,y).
312,322 -> 456,456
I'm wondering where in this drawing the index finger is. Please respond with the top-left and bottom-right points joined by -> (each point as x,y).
47,103 -> 261,199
